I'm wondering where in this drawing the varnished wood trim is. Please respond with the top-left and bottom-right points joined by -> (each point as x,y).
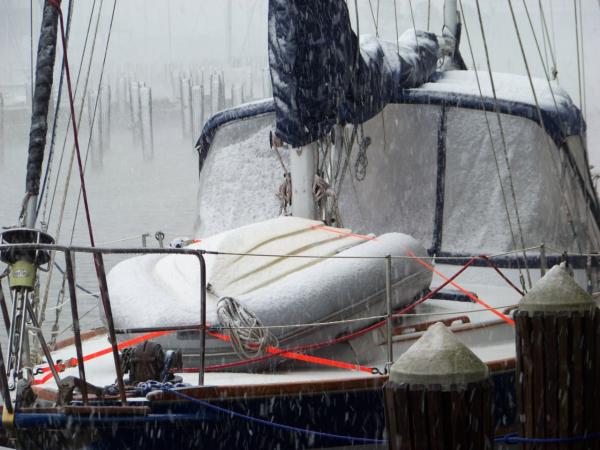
148,375 -> 388,402
30,354 -> 516,411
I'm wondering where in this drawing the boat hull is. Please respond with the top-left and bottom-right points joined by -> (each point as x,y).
13,369 -> 516,449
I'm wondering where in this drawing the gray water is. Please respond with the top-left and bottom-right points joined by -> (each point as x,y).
0,102 -> 199,344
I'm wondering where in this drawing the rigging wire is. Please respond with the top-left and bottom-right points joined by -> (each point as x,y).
519,1 -> 560,112
518,0 -> 597,253
30,0 -> 34,111
50,0 -> 101,246
367,0 -> 379,36
576,0 -> 587,119
53,0 -> 104,241
48,275 -> 67,346
548,0 -> 558,76
45,0 -> 99,227
538,1 -> 558,80
392,0 -> 400,52
508,0 -> 591,254
31,0 -> 74,341
36,0 -> 75,225
457,0 -> 526,290
67,0 -> 118,250
44,0 -> 117,338
473,0 -> 532,289
573,0 -> 583,114
538,0 -> 550,77
44,0 -> 120,342
406,0 -> 420,45
427,0 -> 431,31
238,0 -> 260,60
39,0 -> 105,342
39,0 -> 103,326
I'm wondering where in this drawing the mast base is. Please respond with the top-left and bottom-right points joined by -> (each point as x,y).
0,228 -> 54,266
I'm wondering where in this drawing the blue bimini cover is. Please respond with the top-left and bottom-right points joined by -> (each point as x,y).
268,0 -> 439,147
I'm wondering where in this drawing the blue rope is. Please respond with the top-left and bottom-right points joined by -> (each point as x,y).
495,432 -> 600,445
11,380 -> 600,448
162,387 -> 386,445
160,387 -> 600,447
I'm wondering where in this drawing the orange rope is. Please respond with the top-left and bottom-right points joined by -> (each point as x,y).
406,250 -> 515,326
34,225 -> 515,386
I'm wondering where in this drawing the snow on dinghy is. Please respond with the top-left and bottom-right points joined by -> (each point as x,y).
107,216 -> 433,366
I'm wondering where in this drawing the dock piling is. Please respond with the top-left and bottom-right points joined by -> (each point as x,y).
117,76 -> 126,114
102,85 -> 111,151
516,263 -> 599,449
212,73 -> 218,113
129,81 -> 141,145
139,85 -> 154,159
87,90 -> 104,166
179,77 -> 192,138
384,322 -> 493,450
218,73 -> 226,111
191,85 -> 204,144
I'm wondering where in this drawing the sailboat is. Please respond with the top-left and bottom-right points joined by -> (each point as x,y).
0,0 -> 597,448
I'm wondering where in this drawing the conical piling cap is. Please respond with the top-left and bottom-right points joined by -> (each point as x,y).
519,264 -> 595,313
389,323 -> 488,389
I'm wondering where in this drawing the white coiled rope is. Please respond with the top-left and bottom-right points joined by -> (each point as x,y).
216,297 -> 278,360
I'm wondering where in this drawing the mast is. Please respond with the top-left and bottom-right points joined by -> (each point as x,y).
0,0 -> 59,392
23,1 -> 60,228
290,144 -> 317,219
268,0 -> 439,222
444,0 -> 458,38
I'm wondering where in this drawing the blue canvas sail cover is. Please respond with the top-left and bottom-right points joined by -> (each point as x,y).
268,0 -> 439,147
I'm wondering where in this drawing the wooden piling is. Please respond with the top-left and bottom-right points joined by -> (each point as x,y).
139,85 -> 154,160
210,73 -> 219,116
191,85 -> 204,144
170,68 -> 179,102
218,73 -> 226,111
129,81 -> 141,144
101,85 -> 111,151
87,90 -> 103,166
117,76 -> 126,115
179,77 -> 192,138
248,70 -> 254,100
516,264 -> 599,449
384,322 -> 493,450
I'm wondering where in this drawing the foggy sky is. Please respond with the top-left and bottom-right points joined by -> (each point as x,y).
2,0 -> 599,166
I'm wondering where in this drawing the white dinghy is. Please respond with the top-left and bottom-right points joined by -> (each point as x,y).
107,216 -> 432,364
